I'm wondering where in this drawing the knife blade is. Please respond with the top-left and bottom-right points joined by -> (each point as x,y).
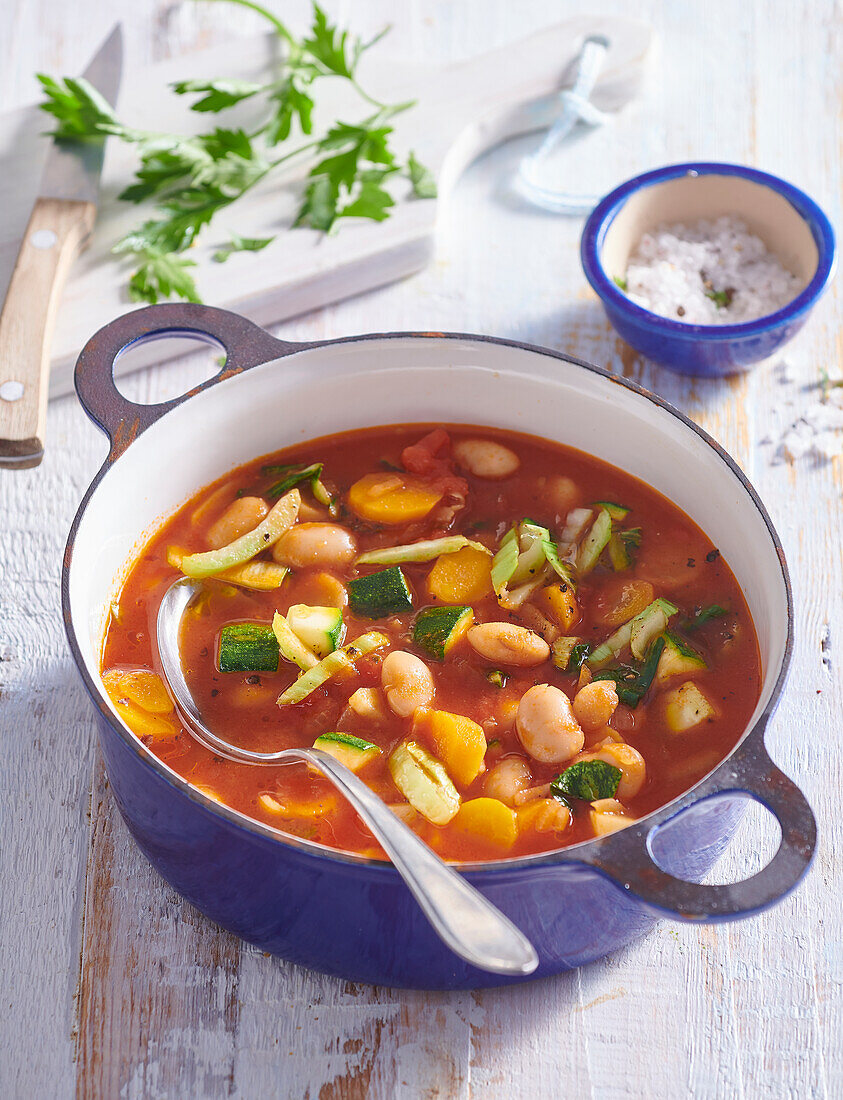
0,24 -> 123,469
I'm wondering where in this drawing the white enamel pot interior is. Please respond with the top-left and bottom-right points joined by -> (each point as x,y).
64,304 -> 815,923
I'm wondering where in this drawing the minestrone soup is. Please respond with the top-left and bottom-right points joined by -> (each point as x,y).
101,425 -> 761,861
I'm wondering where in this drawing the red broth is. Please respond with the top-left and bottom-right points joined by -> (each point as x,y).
101,424 -> 761,862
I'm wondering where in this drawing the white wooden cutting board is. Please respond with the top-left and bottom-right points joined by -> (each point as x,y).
0,16 -> 651,398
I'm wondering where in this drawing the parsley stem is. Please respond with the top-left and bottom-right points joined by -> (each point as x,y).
199,0 -> 295,45
267,138 -> 320,168
350,79 -> 389,111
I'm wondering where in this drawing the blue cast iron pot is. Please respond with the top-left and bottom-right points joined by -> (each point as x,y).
62,303 -> 816,989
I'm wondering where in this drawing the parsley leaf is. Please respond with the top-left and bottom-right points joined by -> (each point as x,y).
302,3 -> 388,80
36,0 -> 436,302
116,189 -> 231,255
682,604 -> 728,631
407,151 -> 437,198
266,70 -> 317,143
36,74 -> 127,141
551,760 -> 621,803
172,78 -> 265,113
705,288 -> 734,309
337,178 -> 395,222
569,643 -> 591,671
295,113 -> 413,231
213,234 -> 275,262
120,249 -> 200,305
303,3 -> 358,78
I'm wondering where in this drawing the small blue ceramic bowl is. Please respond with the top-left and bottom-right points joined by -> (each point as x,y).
581,162 -> 836,377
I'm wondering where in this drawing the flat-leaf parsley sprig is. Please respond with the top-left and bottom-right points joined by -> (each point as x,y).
37,0 -> 435,304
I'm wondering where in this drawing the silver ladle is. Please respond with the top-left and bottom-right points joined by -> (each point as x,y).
156,577 -> 539,978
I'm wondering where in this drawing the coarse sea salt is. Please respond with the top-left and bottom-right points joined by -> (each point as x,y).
622,215 -> 803,325
775,388 -> 843,463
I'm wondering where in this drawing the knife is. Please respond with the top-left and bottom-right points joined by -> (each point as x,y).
0,25 -> 123,469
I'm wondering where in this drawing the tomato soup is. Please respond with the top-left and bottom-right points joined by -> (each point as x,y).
101,425 -> 761,862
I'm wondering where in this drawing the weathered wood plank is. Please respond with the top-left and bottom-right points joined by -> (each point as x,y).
76,760 -> 242,1100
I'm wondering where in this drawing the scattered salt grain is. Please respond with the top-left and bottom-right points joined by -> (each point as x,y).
621,216 -> 803,325
773,377 -> 843,464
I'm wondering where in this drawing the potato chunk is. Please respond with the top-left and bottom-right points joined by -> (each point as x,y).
664,681 -> 717,732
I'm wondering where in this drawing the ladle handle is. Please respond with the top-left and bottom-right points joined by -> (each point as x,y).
300,748 -> 539,977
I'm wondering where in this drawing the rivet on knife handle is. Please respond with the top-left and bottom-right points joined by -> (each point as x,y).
0,197 -> 96,468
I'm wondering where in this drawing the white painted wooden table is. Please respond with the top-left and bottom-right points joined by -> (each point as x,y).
1,2 -> 840,1096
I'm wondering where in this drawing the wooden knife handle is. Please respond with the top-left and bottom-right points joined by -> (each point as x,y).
0,197 -> 96,469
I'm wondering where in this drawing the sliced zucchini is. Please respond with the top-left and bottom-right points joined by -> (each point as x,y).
593,635 -> 666,707
498,569 -> 550,610
180,489 -> 300,580
313,732 -> 382,772
215,561 -> 289,590
272,612 -> 319,671
287,603 -> 345,659
607,532 -> 632,572
348,566 -> 414,619
355,535 -> 488,566
168,547 -> 288,590
656,631 -> 707,686
486,669 -> 508,688
590,800 -> 631,835
607,529 -> 642,573
264,461 -> 336,514
576,509 -> 613,575
388,741 -> 460,826
492,521 -> 564,608
588,597 -> 679,669
276,631 -> 388,705
664,681 -> 716,731
630,602 -> 669,659
218,623 -> 279,673
413,605 -> 474,660
490,526 -> 520,595
550,635 -> 582,671
593,501 -> 629,521
266,461 -> 322,499
542,533 -> 577,589
511,522 -> 552,586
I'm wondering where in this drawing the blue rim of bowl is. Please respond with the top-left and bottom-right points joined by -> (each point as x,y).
580,161 -> 837,341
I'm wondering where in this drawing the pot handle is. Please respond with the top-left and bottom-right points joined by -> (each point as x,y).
584,722 -> 816,920
74,304 -> 301,456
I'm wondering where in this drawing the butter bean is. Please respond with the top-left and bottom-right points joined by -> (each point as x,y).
272,523 -> 356,569
453,439 -> 520,479
381,651 -> 435,717
467,622 -> 550,667
206,497 -> 269,549
516,684 -> 584,763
